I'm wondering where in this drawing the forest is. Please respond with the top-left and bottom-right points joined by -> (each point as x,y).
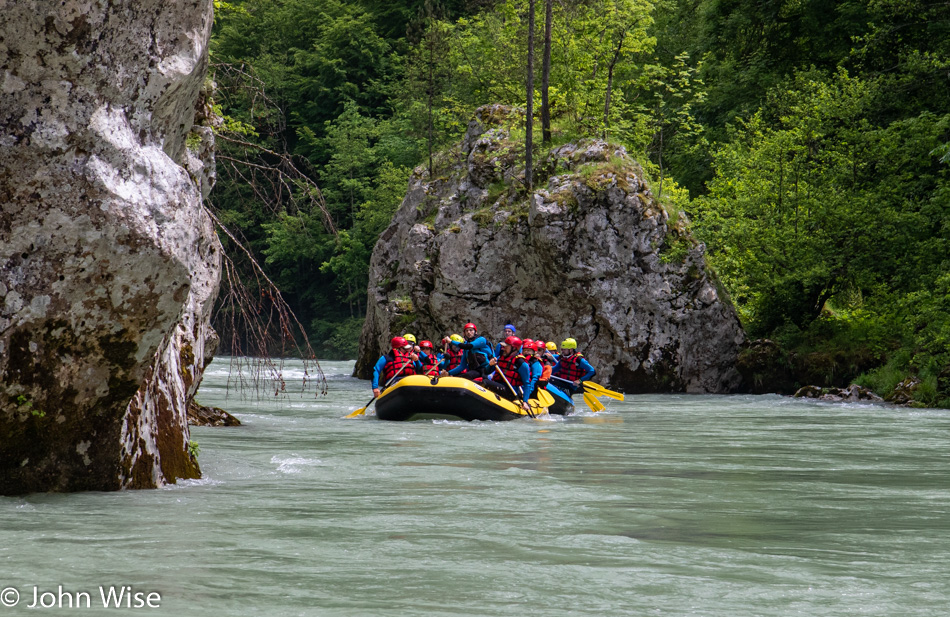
207,0 -> 950,406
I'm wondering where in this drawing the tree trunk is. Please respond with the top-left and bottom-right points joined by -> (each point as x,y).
603,29 -> 626,140
526,0 -> 535,190
427,26 -> 435,177
541,0 -> 552,144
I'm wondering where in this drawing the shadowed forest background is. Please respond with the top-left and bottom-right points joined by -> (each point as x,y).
207,0 -> 949,405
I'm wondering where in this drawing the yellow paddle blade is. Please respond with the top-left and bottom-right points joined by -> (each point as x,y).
583,381 -> 625,401
536,389 -> 555,407
528,400 -> 553,418
345,396 -> 375,418
582,391 -> 605,412
344,406 -> 367,419
581,391 -> 598,412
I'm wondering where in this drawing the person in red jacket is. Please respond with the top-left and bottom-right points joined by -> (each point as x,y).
439,334 -> 464,372
484,336 -> 534,411
372,336 -> 420,397
418,340 -> 439,376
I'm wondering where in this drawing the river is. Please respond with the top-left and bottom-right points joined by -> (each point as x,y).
2,358 -> 949,616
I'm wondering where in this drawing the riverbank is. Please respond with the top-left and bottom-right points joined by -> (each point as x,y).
737,334 -> 950,409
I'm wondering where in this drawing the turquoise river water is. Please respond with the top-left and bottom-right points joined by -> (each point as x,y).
2,358 -> 949,616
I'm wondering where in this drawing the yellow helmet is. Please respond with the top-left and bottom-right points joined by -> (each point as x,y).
403,334 -> 417,344
561,338 -> 577,349
546,341 -> 558,351
450,334 -> 464,344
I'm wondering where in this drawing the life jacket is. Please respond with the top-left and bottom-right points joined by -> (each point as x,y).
493,352 -> 526,387
444,346 -> 463,370
419,352 -> 439,376
556,352 -> 586,382
382,349 -> 416,383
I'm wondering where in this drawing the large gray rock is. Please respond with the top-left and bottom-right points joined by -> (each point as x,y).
0,0 -> 220,493
355,105 -> 745,393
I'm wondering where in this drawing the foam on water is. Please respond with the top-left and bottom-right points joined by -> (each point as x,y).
270,455 -> 324,474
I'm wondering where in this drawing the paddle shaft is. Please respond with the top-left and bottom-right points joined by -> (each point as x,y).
551,375 -> 582,388
561,377 -> 623,400
494,362 -> 534,418
347,357 -> 414,417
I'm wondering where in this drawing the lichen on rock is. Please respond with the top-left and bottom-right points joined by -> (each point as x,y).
355,105 -> 745,393
1,0 -> 220,493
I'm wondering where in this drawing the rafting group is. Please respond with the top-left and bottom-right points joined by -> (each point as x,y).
354,322 -> 623,422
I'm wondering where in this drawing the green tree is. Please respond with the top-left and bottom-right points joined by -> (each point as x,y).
694,70 -> 950,336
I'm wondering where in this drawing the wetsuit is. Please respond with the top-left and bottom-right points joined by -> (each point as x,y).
448,335 -> 495,381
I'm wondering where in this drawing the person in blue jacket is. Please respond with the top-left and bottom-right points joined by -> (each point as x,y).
485,336 -> 534,411
494,324 -> 517,358
372,336 -> 422,397
552,337 -> 595,396
523,341 -> 544,395
441,322 -> 494,381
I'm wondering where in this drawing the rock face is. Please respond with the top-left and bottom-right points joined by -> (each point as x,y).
355,105 -> 745,393
0,0 -> 220,493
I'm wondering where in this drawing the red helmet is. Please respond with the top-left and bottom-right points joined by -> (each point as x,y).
391,336 -> 409,349
420,340 -> 433,349
522,341 -> 537,353
522,338 -> 534,348
504,336 -> 522,349
463,322 -> 477,332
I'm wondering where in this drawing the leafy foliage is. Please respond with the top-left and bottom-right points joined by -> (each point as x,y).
209,0 -> 950,405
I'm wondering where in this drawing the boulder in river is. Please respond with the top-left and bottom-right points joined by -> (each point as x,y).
187,401 -> 242,427
885,376 -> 923,406
793,384 -> 883,403
355,105 -> 745,393
0,0 -> 220,493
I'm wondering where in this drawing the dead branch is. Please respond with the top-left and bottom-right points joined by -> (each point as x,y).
206,208 -> 329,399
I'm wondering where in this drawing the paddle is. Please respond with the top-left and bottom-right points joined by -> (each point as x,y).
582,391 -> 606,412
494,365 -> 535,418
527,399 -> 552,415
344,357 -> 413,418
551,376 -> 624,401
536,388 -> 555,407
581,381 -> 625,401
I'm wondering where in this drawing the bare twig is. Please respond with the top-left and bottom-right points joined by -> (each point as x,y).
205,60 -> 333,399
206,208 -> 329,399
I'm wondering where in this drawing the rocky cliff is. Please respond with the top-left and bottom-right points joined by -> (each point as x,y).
0,0 -> 221,493
355,105 -> 745,393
